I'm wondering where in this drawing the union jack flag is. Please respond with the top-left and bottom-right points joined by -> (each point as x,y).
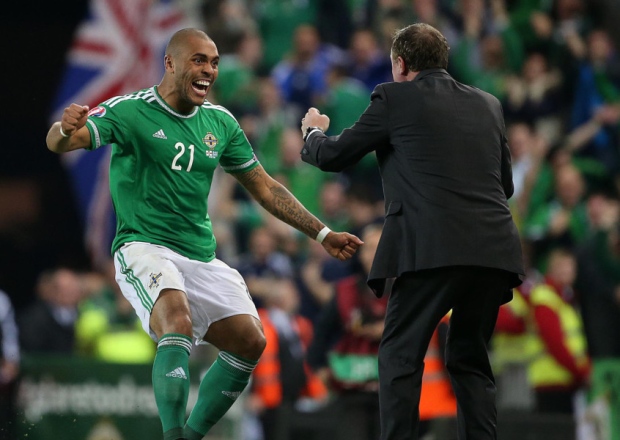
51,0 -> 192,269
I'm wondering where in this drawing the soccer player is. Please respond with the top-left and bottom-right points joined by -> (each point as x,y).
46,28 -> 362,440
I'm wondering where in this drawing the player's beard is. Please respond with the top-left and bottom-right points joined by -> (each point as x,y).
178,75 -> 207,108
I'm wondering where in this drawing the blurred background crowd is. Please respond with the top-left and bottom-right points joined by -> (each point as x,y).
2,0 -> 620,439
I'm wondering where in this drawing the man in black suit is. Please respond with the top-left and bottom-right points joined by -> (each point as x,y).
299,23 -> 524,440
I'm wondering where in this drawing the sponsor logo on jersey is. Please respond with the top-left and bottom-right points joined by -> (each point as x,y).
165,367 -> 187,379
148,272 -> 163,289
88,106 -> 107,118
152,129 -> 167,139
203,132 -> 219,158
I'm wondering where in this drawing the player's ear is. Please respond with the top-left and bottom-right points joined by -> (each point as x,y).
164,54 -> 174,73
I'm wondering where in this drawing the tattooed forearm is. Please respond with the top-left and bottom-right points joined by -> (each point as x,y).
267,186 -> 322,237
234,167 -> 262,186
236,165 -> 323,238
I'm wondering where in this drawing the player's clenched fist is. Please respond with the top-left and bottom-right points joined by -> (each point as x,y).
47,103 -> 92,153
60,103 -> 90,137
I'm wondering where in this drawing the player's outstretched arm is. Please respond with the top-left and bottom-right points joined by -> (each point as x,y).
46,103 -> 92,153
233,165 -> 363,260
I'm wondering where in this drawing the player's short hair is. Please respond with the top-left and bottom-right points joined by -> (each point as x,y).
391,23 -> 449,72
165,28 -> 212,58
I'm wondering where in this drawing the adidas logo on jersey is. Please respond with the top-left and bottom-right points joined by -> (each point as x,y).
165,367 -> 187,379
152,129 -> 167,139
221,390 -> 241,400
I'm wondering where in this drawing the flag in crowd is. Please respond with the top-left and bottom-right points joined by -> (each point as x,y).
50,0 -> 192,269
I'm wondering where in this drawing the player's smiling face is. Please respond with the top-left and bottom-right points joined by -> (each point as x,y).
175,36 -> 219,109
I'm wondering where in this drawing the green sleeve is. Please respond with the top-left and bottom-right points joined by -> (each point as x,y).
219,121 -> 260,174
84,102 -> 129,150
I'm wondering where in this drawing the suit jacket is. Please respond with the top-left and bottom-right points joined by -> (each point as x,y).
302,69 -> 524,296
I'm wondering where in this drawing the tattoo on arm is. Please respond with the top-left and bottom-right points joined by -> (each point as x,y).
267,185 -> 322,237
234,166 -> 322,238
234,167 -> 262,187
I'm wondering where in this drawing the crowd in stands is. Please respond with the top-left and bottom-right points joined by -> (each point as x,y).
2,0 -> 620,439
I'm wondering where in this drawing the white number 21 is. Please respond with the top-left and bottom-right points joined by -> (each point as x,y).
171,142 -> 195,172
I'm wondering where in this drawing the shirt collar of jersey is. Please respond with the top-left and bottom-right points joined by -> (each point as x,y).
151,86 -> 199,119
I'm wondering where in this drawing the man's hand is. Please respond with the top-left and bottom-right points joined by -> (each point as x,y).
301,107 -> 330,138
61,103 -> 90,137
47,103 -> 93,153
321,231 -> 363,260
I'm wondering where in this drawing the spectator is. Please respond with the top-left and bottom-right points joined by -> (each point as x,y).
504,51 -> 564,132
505,122 -> 550,224
298,236 -> 337,314
236,226 -> 295,306
346,29 -> 392,92
201,0 -> 256,55
322,62 -> 370,136
574,192 -> 620,359
492,282 -> 537,410
527,248 -> 590,414
211,31 -> 263,116
507,0 -> 554,53
344,183 -> 384,236
254,0 -> 318,71
450,0 -> 525,99
75,260 -> 156,363
525,107 -> 618,218
571,28 -> 620,170
271,128 -> 328,218
524,164 -> 590,266
573,191 -> 620,436
406,0 -> 461,49
272,25 -> 343,119
307,224 -> 387,440
317,180 -> 349,233
0,289 -> 19,439
247,279 -> 328,440
243,78 -> 298,174
18,268 -> 84,354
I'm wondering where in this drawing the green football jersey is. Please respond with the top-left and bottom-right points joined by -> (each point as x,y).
85,86 -> 260,262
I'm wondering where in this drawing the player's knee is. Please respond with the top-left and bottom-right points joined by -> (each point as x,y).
174,313 -> 193,336
156,311 -> 192,338
238,328 -> 266,360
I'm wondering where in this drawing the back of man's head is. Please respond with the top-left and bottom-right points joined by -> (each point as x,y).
391,23 -> 449,72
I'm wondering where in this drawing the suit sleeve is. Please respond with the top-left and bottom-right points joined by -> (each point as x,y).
301,85 -> 390,172
499,105 -> 514,198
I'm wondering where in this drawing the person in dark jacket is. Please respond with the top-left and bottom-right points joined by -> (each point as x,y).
18,268 -> 83,354
300,22 -> 524,440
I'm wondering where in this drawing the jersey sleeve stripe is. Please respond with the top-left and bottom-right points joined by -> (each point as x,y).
107,90 -> 154,108
220,156 -> 259,172
86,119 -> 102,149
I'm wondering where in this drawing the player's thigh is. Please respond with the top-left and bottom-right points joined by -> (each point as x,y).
114,242 -> 187,340
182,258 -> 260,345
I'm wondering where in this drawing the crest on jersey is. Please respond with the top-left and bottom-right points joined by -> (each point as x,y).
148,272 -> 163,289
203,132 -> 219,158
88,106 -> 107,118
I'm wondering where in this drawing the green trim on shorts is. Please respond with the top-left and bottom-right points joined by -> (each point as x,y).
117,250 -> 154,312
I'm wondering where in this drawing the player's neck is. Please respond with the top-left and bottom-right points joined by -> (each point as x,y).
156,83 -> 195,115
